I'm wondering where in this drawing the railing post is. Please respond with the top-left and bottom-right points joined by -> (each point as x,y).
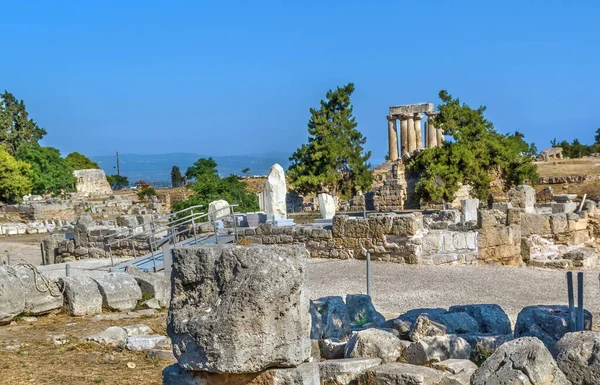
577,272 -> 584,331
66,263 -> 70,277
191,208 -> 198,244
567,272 -> 575,332
232,206 -> 238,242
366,251 -> 371,297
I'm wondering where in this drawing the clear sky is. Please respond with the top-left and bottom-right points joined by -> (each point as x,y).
1,1 -> 598,164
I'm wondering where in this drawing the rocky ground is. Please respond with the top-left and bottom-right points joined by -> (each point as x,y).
0,234 -> 44,266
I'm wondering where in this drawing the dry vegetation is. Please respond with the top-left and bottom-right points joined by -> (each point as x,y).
535,157 -> 600,197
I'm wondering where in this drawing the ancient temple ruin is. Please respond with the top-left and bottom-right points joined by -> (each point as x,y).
386,102 -> 443,160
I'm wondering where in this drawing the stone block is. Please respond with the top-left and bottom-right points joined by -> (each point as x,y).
363,363 -> 445,385
168,245 -> 310,373
408,315 -> 447,341
86,326 -> 128,346
555,331 -> 600,385
452,232 -> 468,250
404,335 -> 471,365
552,202 -> 578,214
12,266 -> 62,315
390,213 -> 423,236
478,209 -> 507,228
550,213 -> 568,234
0,266 -> 25,324
318,193 -> 336,219
125,335 -> 167,351
309,296 -> 351,340
125,269 -> 170,307
448,304 -> 511,335
92,272 -> 142,311
346,294 -> 385,325
59,276 -> 103,316
507,185 -> 536,212
521,212 -> 551,237
432,359 -> 477,385
319,338 -> 346,360
461,199 -> 479,223
344,328 -> 405,363
422,231 -> 442,252
318,357 -> 381,385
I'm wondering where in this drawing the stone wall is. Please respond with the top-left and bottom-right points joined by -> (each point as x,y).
477,209 -> 522,266
74,169 -> 112,197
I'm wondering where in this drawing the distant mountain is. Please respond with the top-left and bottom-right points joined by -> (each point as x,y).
90,152 -> 290,186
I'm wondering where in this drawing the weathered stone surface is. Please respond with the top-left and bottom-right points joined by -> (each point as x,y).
508,185 -> 536,213
448,304 -> 511,335
346,294 -> 385,326
0,266 -> 25,324
345,328 -> 405,363
92,272 -> 142,311
409,315 -> 447,341
123,324 -> 154,336
163,363 -> 319,385
319,338 -> 347,360
555,331 -> 600,385
390,213 -> 423,236
208,199 -> 231,223
461,199 -> 479,223
404,335 -> 471,365
86,326 -> 128,346
514,305 -> 593,354
471,337 -> 570,385
381,317 -> 412,339
319,358 -> 381,385
310,296 -> 351,340
361,363 -> 445,385
74,169 -> 112,197
434,312 -> 479,335
12,266 -> 62,315
264,164 -> 288,219
168,245 -> 310,373
126,269 -> 170,307
126,335 -> 167,351
318,193 -> 336,219
458,333 -> 514,359
432,359 -> 477,385
147,349 -> 177,362
59,276 -> 103,316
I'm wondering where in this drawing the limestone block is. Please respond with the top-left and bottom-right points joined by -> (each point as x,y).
346,294 -> 385,325
521,212 -> 552,237
422,231 -> 443,252
318,193 -> 336,219
264,164 -> 287,219
432,359 -> 477,385
507,185 -> 536,213
459,333 -> 514,358
162,363 -> 320,385
381,317 -> 412,339
448,304 -> 512,335
552,202 -> 578,214
319,338 -> 347,359
309,296 -> 351,340
344,328 -> 406,363
318,357 -> 381,385
550,213 -> 568,234
362,363 -> 445,385
0,266 -> 25,324
434,312 -> 480,335
461,199 -> 479,223
168,245 -> 310,373
59,276 -> 103,316
408,315 -> 447,341
471,337 -> 570,385
465,232 -> 477,250
452,232 -> 468,250
208,199 -> 230,223
123,324 -> 154,336
390,213 -> 423,236
555,331 -> 600,385
126,269 -> 170,307
478,209 -> 507,228
74,169 -> 112,196
92,272 -> 142,311
514,305 -> 593,355
86,326 -> 128,346
562,247 -> 598,268
12,266 -> 63,315
404,335 -> 471,365
125,335 -> 167,351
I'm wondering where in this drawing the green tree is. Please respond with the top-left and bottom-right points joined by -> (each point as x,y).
0,92 -> 47,155
137,187 -> 157,202
65,152 -> 100,170
0,149 -> 33,202
408,90 -> 539,202
174,157 -> 258,213
15,144 -> 76,195
241,167 -> 251,175
171,165 -> 183,188
288,83 -> 372,198
107,174 -> 129,189
595,129 -> 600,145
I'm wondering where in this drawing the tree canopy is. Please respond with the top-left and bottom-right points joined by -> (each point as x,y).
171,165 -> 183,188
174,157 -> 258,213
408,90 -> 539,202
0,91 -> 47,155
550,136 -> 600,158
15,144 -> 76,195
65,152 -> 100,170
0,149 -> 33,202
107,174 -> 129,189
288,83 -> 372,198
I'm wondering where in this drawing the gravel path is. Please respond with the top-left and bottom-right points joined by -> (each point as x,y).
308,258 -> 600,324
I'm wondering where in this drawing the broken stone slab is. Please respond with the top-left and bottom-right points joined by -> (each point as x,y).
125,335 -> 167,351
344,328 -> 406,363
318,357 -> 381,385
471,337 -> 570,385
404,335 -> 472,365
91,272 -> 142,311
141,298 -> 161,310
381,317 -> 412,339
434,312 -> 480,335
85,326 -> 127,346
346,294 -> 385,326
147,349 -> 176,362
124,268 -> 170,307
432,359 -> 477,385
59,276 -> 103,316
319,338 -> 346,359
318,193 -> 336,219
363,362 -> 445,385
555,331 -> 600,385
408,315 -> 447,341
162,362 -> 319,385
309,296 -> 351,340
458,333 -> 514,361
263,164 -> 288,220
12,266 -> 63,315
122,324 -> 153,336
514,305 -> 593,355
448,304 -> 511,335
0,266 -> 25,324
508,185 -> 536,213
562,247 -> 598,268
168,245 -> 310,373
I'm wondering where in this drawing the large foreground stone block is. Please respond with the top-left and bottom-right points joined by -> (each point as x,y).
344,328 -> 406,363
126,268 -> 170,307
0,266 -> 25,324
59,276 -> 103,316
555,331 -> 600,385
162,363 -> 319,385
319,358 -> 381,385
13,266 -> 63,315
168,245 -> 310,373
92,272 -> 142,311
361,363 -> 445,385
471,337 -> 570,385
309,296 -> 351,340
448,304 -> 511,335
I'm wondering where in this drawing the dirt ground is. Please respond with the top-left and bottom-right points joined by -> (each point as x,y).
0,234 -> 44,266
535,157 -> 600,178
0,312 -> 169,385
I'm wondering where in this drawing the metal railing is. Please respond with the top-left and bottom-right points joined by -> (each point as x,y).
103,203 -> 240,272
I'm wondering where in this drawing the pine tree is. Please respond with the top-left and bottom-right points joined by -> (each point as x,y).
0,92 -> 47,155
288,83 -> 372,198
171,165 -> 183,187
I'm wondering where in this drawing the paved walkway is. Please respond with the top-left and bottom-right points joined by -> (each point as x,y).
307,258 -> 600,324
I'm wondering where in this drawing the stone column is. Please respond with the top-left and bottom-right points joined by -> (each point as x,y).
400,115 -> 408,156
425,113 -> 438,148
387,115 -> 398,161
414,113 -> 423,150
406,115 -> 416,153
437,127 -> 445,147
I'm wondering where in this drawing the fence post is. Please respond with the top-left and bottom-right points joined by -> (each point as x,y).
567,272 -> 575,332
577,272 -> 584,331
366,251 -> 371,297
66,263 -> 70,277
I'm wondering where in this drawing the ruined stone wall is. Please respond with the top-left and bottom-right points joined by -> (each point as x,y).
74,169 -> 112,197
477,209 -> 522,266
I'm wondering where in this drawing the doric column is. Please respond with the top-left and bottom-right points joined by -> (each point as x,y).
425,112 -> 438,148
414,113 -> 423,150
407,115 -> 416,153
437,127 -> 444,146
400,115 -> 408,156
387,115 -> 398,161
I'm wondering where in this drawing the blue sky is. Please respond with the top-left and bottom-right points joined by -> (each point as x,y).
1,1 -> 598,165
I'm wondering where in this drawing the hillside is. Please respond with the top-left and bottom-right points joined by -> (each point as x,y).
535,157 -> 600,197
